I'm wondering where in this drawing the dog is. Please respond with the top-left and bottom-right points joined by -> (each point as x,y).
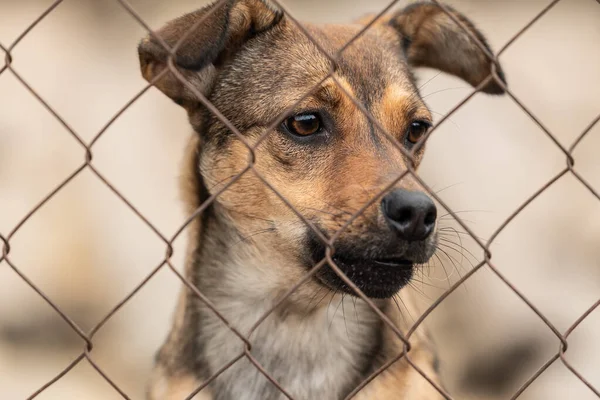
138,1 -> 505,398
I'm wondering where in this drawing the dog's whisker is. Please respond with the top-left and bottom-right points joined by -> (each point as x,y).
424,260 -> 434,278
327,291 -> 342,331
230,228 -> 276,247
438,239 -> 467,266
414,264 -> 427,293
418,260 -> 431,279
437,231 -> 484,243
428,109 -> 461,131
352,296 -> 359,323
421,86 -> 471,99
432,252 -> 454,286
407,282 -> 436,302
395,294 -> 415,324
438,226 -> 486,242
431,181 -> 464,196
444,225 -> 469,267
436,247 -> 468,285
415,263 -> 450,286
341,294 -> 350,339
406,281 -> 433,301
437,238 -> 479,264
417,71 -> 443,91
391,295 -> 407,326
410,273 -> 448,290
438,209 -> 490,219
306,287 -> 332,318
437,246 -> 465,273
439,218 -> 476,225
437,244 -> 477,269
303,287 -> 323,317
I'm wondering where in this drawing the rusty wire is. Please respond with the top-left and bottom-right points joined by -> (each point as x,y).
1,0 -> 599,399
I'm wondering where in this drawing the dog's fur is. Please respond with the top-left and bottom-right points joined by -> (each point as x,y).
138,1 -> 505,399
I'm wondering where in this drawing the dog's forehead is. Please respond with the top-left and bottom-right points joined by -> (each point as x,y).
303,23 -> 415,91
214,21 -> 420,124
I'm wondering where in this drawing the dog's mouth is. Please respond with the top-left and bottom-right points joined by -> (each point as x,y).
304,225 -> 437,298
315,254 -> 415,299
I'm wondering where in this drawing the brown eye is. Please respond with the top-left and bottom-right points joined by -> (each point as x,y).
284,113 -> 323,136
407,120 -> 431,145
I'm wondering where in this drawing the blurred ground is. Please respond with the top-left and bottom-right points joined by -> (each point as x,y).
0,0 -> 599,399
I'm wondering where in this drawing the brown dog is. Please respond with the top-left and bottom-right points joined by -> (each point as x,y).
138,1 -> 505,399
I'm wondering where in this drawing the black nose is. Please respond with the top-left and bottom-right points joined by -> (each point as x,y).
381,189 -> 437,241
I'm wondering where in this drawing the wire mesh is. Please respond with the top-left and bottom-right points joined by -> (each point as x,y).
1,0 -> 599,399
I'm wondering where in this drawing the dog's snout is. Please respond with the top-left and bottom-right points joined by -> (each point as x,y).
382,189 -> 437,241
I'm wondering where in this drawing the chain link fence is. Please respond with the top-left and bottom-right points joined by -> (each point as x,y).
1,0 -> 599,399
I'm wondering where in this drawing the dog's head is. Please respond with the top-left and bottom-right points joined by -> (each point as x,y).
139,0 -> 505,299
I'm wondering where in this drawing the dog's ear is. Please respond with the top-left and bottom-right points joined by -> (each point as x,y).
389,2 -> 506,94
138,0 -> 283,106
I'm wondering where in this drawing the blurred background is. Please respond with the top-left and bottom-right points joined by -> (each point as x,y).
1,0 -> 599,399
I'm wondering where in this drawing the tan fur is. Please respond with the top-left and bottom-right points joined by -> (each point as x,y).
140,1 -> 505,398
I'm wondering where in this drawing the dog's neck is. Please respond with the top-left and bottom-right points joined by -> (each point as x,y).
185,207 -> 387,400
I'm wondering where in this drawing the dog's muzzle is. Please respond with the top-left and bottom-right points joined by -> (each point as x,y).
307,189 -> 438,299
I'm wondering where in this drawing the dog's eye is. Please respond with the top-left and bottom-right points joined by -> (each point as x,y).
406,120 -> 431,145
284,113 -> 323,136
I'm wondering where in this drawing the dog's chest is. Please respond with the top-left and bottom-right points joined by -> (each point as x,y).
199,297 -> 382,400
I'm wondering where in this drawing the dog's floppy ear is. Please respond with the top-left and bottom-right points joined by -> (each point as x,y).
389,2 -> 506,94
138,0 -> 283,105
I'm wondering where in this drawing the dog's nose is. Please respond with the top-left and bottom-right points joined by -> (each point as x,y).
381,189 -> 437,241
